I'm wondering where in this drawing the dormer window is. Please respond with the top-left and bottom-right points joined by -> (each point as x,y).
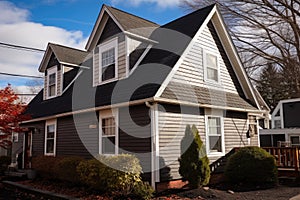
98,38 -> 118,83
204,50 -> 220,83
47,66 -> 57,98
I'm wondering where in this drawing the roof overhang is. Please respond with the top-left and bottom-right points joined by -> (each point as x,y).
85,5 -> 125,51
38,44 -> 52,72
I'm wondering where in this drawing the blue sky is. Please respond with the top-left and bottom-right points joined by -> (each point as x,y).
0,0 -> 188,94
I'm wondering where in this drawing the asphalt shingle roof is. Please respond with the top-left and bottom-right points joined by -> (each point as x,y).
24,4 -> 258,120
49,43 -> 89,66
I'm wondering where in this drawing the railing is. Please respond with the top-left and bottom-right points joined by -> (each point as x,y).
263,147 -> 300,172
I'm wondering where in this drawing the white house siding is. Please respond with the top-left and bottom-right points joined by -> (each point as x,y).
158,107 -> 252,181
172,21 -> 239,94
158,109 -> 205,181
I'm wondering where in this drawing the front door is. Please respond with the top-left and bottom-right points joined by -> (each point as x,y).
23,131 -> 32,169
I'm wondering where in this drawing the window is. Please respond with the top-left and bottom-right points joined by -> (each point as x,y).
100,109 -> 118,155
101,48 -> 115,81
204,50 -> 219,82
274,120 -> 281,129
206,116 -> 224,154
45,119 -> 56,156
47,67 -> 57,98
249,115 -> 258,136
12,132 -> 18,142
291,136 -> 300,146
98,38 -> 118,83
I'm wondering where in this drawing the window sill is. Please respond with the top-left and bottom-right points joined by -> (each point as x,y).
207,152 -> 225,157
97,77 -> 118,86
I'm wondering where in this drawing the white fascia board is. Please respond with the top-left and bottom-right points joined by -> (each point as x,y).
212,10 -> 260,110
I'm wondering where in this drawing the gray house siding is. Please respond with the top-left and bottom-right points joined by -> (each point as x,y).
119,105 -> 152,182
158,104 -> 205,181
57,114 -> 97,158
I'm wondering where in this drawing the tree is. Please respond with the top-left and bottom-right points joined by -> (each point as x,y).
182,0 -> 300,98
178,125 -> 210,188
256,64 -> 290,110
0,84 -> 29,149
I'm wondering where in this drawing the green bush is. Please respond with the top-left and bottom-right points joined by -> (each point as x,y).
77,154 -> 154,199
0,156 -> 11,174
76,158 -> 107,191
225,146 -> 278,186
55,156 -> 84,184
179,125 -> 210,188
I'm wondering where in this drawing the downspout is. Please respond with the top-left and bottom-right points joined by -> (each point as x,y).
145,101 -> 159,189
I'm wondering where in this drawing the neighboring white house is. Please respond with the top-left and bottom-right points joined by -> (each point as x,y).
260,98 -> 300,147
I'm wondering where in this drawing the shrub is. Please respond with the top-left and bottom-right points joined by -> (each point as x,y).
55,156 -> 84,184
77,154 -> 154,199
31,155 -> 62,179
225,146 -> 278,186
179,125 -> 210,188
0,156 -> 11,174
76,158 -> 107,191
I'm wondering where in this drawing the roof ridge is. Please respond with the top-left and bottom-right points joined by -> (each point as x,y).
49,42 -> 87,53
105,5 -> 159,26
162,3 -> 216,27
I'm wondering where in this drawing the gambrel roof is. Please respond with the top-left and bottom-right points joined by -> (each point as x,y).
24,4 -> 264,122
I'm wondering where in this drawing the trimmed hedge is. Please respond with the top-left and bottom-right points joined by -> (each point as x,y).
32,154 -> 154,199
225,146 -> 278,186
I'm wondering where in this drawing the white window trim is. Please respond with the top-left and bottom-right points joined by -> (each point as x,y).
12,132 -> 19,143
99,109 -> 119,155
44,119 -> 57,156
205,115 -> 225,157
46,66 -> 58,99
98,37 -> 118,85
203,49 -> 221,84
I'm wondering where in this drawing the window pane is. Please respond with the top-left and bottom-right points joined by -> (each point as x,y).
207,68 -> 218,81
102,64 -> 115,81
102,48 -> 115,67
49,73 -> 56,85
291,136 -> 300,145
49,85 -> 56,96
46,139 -> 54,153
209,136 -> 222,152
102,136 -> 115,154
102,117 -> 115,136
207,53 -> 217,69
47,125 -> 55,134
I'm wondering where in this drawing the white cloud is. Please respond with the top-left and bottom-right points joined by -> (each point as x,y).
111,0 -> 181,8
0,1 -> 88,92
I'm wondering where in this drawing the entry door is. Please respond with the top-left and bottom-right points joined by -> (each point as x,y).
23,131 -> 32,169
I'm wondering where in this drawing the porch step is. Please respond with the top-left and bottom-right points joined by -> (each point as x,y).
4,171 -> 27,178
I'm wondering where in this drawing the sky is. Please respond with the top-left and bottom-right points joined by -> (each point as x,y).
0,0 -> 189,96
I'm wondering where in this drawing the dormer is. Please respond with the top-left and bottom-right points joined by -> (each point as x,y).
39,43 -> 88,100
85,5 -> 159,86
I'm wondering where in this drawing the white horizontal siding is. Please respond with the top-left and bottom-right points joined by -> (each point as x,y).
172,22 -> 238,94
158,111 -> 205,180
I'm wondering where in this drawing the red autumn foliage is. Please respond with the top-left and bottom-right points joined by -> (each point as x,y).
0,84 -> 30,149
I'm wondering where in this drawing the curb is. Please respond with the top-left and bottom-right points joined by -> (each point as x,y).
2,181 -> 80,200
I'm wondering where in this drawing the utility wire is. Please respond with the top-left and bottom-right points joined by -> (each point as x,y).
0,72 -> 43,79
0,42 -> 45,53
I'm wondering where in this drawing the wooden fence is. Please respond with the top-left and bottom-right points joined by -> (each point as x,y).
263,147 -> 300,172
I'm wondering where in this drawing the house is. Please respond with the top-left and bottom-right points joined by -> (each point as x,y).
19,4 -> 269,188
260,98 -> 300,147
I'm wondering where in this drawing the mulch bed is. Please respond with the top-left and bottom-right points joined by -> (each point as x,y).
2,178 -> 300,200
